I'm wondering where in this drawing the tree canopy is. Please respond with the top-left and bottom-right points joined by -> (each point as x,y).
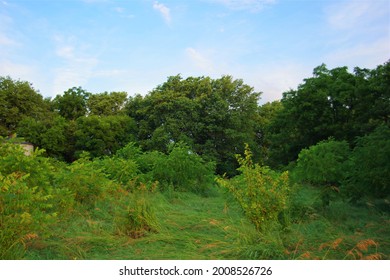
1,60 -> 389,177
126,75 -> 261,175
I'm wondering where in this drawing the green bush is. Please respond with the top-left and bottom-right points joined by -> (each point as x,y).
217,145 -> 290,232
151,142 -> 215,195
294,139 -> 350,207
0,142 -> 73,217
54,155 -> 112,205
0,143 -> 56,191
344,125 -> 390,201
92,157 -> 139,187
0,173 -> 57,259
295,139 -> 350,186
115,142 -> 142,161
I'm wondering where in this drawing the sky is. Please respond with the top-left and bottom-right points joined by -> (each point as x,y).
0,0 -> 389,103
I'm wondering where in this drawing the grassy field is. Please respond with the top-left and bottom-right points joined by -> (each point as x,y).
23,186 -> 389,260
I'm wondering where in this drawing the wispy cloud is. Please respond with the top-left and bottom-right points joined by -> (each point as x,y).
323,0 -> 390,68
113,7 -> 124,13
52,36 -> 99,94
153,1 -> 171,24
326,0 -> 388,30
113,6 -> 135,19
211,0 -> 276,12
0,33 -> 16,46
325,38 -> 390,68
185,47 -> 215,73
0,59 -> 35,78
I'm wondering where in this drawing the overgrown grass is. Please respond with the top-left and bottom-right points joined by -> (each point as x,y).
23,189 -> 255,259
21,184 -> 389,260
2,145 -> 388,260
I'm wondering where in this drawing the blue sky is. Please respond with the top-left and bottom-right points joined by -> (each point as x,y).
1,0 -> 389,103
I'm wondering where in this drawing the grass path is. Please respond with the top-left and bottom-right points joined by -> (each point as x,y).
24,189 -> 390,260
100,192 -> 253,260
25,191 -> 254,260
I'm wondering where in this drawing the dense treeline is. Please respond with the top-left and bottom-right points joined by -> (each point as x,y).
0,61 -> 389,259
1,62 -> 389,172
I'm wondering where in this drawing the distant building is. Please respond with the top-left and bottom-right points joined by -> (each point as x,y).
19,142 -> 34,156
4,134 -> 34,156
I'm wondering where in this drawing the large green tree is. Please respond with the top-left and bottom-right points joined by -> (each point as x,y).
52,87 -> 90,120
17,115 -> 76,161
126,75 -> 261,175
74,115 -> 137,157
0,76 -> 51,136
266,61 -> 390,167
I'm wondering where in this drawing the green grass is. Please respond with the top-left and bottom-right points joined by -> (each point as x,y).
24,189 -> 255,260
20,186 -> 390,260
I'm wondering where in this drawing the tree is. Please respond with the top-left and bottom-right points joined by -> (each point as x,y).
126,75 -> 262,175
52,87 -> 90,120
75,115 -> 137,158
0,76 -> 50,136
344,125 -> 390,201
257,101 -> 283,164
266,61 -> 390,167
87,91 -> 128,116
17,115 -> 75,161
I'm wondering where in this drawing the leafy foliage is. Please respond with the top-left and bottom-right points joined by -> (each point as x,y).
75,115 -> 136,158
0,76 -> 51,136
87,91 -> 127,116
54,155 -> 111,205
266,61 -> 390,167
0,173 -> 58,259
151,142 -> 215,195
344,125 -> 390,200
295,139 -> 350,186
92,156 -> 139,188
52,87 -> 90,120
126,75 -> 261,176
217,145 -> 290,232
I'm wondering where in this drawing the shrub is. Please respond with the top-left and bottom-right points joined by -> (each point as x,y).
295,139 -> 350,186
0,143 -> 55,191
92,157 -> 139,187
54,155 -> 112,205
217,144 -> 290,232
151,142 -> 215,195
0,142 -> 73,217
115,142 -> 142,161
0,173 -> 57,259
294,139 -> 350,207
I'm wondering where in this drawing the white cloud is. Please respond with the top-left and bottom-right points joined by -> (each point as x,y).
56,46 -> 74,59
0,33 -> 16,46
52,36 -> 99,95
153,1 -> 171,24
228,62 -> 311,104
325,38 -> 390,69
326,0 -> 388,30
113,7 -> 124,13
0,59 -> 35,78
211,0 -> 276,12
113,7 -> 135,19
185,47 -> 215,73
